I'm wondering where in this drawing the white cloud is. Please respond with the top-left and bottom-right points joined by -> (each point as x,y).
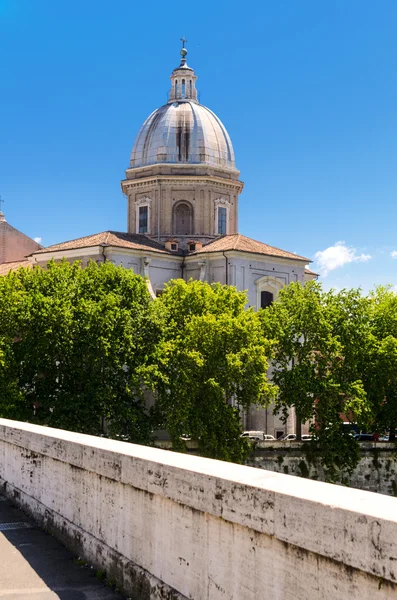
314,241 -> 371,277
391,250 -> 397,259
34,237 -> 42,244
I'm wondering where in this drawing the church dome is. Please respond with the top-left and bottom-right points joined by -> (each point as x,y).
130,46 -> 236,171
130,102 -> 235,169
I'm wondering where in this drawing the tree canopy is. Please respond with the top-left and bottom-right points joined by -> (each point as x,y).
0,260 -> 159,443
0,263 -> 275,462
260,281 -> 397,478
0,260 -> 396,474
150,280 -> 276,462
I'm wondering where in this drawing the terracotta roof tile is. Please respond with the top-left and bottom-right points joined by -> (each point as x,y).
0,260 -> 32,275
304,267 -> 319,276
192,234 -> 310,262
32,231 -> 172,255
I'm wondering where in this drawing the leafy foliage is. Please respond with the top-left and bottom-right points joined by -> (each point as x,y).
151,280 -> 276,462
366,287 -> 397,440
0,265 -> 274,462
1,260 -> 396,474
260,281 -> 372,477
0,260 -> 160,443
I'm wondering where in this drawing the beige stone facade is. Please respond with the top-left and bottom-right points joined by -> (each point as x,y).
122,164 -> 243,249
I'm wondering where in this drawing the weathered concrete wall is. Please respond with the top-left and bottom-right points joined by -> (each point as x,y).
1,419 -> 397,599
248,442 -> 397,496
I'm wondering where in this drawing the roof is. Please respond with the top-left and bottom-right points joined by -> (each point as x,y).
192,234 -> 310,262
130,101 -> 236,170
32,231 -> 172,256
27,230 -> 310,264
0,260 -> 32,275
304,267 -> 319,276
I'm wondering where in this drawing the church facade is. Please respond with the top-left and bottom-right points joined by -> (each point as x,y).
2,45 -> 317,437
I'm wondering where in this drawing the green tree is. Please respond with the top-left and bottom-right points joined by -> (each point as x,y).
260,281 -> 371,477
0,270 -> 31,420
366,286 -> 397,440
0,260 -> 160,443
151,279 -> 276,462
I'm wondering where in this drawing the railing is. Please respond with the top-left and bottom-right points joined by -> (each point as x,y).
0,418 -> 397,599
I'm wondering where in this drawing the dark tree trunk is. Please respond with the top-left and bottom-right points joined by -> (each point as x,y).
296,410 -> 302,441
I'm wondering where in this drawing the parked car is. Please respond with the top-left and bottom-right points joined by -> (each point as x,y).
278,433 -> 312,442
240,431 -> 275,441
341,422 -> 360,436
354,433 -> 375,442
279,433 -> 296,441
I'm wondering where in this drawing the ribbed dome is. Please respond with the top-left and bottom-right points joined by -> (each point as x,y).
130,100 -> 236,170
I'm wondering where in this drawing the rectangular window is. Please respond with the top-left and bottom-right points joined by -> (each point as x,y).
139,206 -> 148,233
218,207 -> 227,235
261,291 -> 274,308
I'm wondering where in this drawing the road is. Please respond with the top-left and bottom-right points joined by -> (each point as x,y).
0,493 -> 126,599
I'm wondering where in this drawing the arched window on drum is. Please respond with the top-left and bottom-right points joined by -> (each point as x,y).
173,201 -> 193,236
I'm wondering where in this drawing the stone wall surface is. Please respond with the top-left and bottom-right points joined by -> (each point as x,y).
1,419 -> 397,599
0,221 -> 41,264
248,442 -> 397,496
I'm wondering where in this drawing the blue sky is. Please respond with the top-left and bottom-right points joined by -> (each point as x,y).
1,0 -> 396,291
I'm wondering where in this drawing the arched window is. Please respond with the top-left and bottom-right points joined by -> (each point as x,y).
173,201 -> 193,235
255,275 -> 284,311
181,79 -> 186,98
175,80 -> 179,98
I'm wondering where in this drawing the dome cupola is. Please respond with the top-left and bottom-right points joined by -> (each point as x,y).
121,41 -> 243,248
168,38 -> 198,102
129,41 -> 236,171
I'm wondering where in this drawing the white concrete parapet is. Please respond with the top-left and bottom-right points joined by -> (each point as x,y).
0,418 -> 397,599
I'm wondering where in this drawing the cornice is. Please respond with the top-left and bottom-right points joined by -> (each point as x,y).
214,197 -> 231,207
125,162 -> 241,177
185,249 -> 310,267
105,246 -> 183,263
135,196 -> 152,206
31,244 -> 183,264
121,175 -> 244,193
31,246 -> 102,262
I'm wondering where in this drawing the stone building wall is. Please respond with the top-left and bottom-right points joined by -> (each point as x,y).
247,442 -> 397,496
0,218 -> 41,264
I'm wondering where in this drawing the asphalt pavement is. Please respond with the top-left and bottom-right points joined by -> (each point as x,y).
0,493 -> 126,599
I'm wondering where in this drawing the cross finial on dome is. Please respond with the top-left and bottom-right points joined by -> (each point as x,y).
180,36 -> 188,64
168,38 -> 197,102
